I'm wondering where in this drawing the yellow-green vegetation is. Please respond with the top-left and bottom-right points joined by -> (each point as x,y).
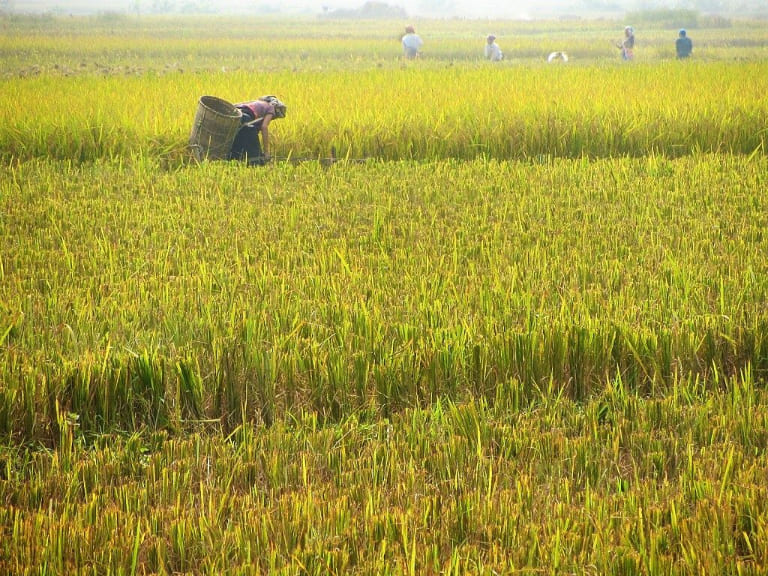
2,61 -> 767,162
2,385 -> 768,574
1,13 -> 768,575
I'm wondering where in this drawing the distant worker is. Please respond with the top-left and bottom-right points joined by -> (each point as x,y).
617,26 -> 635,61
676,29 -> 693,59
484,35 -> 503,61
402,25 -> 423,59
547,51 -> 569,63
229,95 -> 286,165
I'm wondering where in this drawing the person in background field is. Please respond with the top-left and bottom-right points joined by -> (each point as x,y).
229,95 -> 286,165
676,29 -> 693,59
547,51 -> 569,63
402,25 -> 423,59
618,26 -> 635,60
484,34 -> 503,61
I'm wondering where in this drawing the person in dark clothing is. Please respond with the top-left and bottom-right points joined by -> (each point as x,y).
229,95 -> 286,165
676,29 -> 693,59
618,26 -> 635,61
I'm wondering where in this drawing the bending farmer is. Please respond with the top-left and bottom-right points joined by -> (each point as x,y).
230,95 -> 287,165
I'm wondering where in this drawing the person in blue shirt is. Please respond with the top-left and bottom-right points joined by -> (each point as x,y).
676,29 -> 693,59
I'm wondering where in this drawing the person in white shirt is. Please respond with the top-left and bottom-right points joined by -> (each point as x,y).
547,51 -> 569,63
402,25 -> 423,59
484,35 -> 503,61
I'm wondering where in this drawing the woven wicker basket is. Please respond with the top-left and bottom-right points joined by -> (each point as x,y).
189,96 -> 243,161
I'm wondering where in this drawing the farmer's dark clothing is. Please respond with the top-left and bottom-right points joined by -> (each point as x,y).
676,36 -> 692,58
229,107 -> 265,164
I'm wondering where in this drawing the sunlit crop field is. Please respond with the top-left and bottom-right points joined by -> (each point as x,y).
1,13 -> 768,575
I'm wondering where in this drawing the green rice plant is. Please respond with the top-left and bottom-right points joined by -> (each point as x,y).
2,16 -> 768,574
3,153 -> 768,440
2,59 -> 767,163
175,355 -> 203,421
2,378 -> 768,573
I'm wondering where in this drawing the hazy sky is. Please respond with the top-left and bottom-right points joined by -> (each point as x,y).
11,0 -> 602,19
10,0 -> 767,18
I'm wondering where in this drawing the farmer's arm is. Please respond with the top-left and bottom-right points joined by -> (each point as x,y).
260,114 -> 273,158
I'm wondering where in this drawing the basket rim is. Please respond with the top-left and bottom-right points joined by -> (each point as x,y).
199,95 -> 241,119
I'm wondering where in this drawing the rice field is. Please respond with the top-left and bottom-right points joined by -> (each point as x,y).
1,12 -> 768,575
